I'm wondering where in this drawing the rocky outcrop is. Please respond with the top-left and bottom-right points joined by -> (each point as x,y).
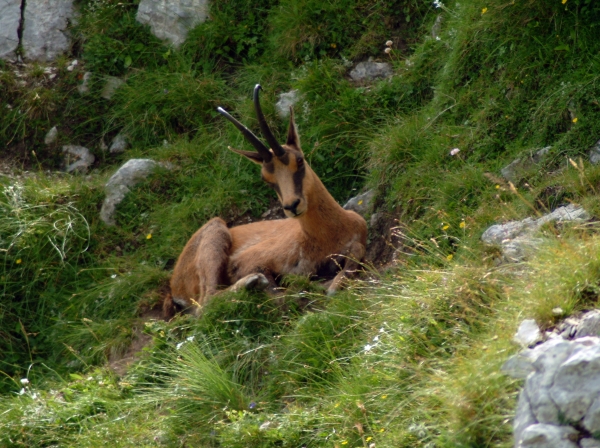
22,0 -> 75,61
349,61 -> 392,82
100,159 -> 159,225
136,0 -> 209,47
501,147 -> 551,183
481,204 -> 590,262
504,313 -> 600,447
63,145 -> 94,173
1,0 -> 76,61
343,189 -> 375,217
0,0 -> 21,60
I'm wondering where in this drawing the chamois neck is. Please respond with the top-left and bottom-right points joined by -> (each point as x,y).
297,168 -> 348,238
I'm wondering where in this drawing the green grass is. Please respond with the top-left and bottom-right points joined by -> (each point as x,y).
3,0 -> 600,446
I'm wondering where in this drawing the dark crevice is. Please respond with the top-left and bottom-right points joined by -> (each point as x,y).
16,0 -> 26,59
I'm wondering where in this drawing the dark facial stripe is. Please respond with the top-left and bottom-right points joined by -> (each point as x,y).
293,165 -> 305,197
278,153 -> 290,165
263,161 -> 275,173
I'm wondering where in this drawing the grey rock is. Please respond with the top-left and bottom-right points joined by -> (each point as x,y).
343,190 -> 375,217
503,338 -> 565,380
576,310 -> 600,338
63,145 -> 95,173
275,90 -> 301,119
581,438 -> 600,448
44,126 -> 58,145
101,76 -> 125,100
584,396 -> 600,434
514,319 -> 543,348
550,339 -> 600,423
589,140 -> 600,165
109,133 -> 128,154
514,388 -> 537,445
78,71 -> 93,95
349,61 -> 392,82
517,424 -> 579,448
22,0 -> 75,61
0,0 -> 21,60
501,146 -> 551,183
481,218 -> 538,247
537,204 -> 590,225
136,0 -> 208,47
481,204 -> 590,262
100,159 -> 158,225
528,340 -> 575,424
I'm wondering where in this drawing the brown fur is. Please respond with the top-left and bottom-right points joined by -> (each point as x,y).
165,89 -> 367,317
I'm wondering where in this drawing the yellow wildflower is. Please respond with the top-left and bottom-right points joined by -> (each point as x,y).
459,221 -> 466,229
572,117 -> 578,123
341,441 -> 348,445
381,395 -> 388,399
146,233 -> 152,239
495,185 -> 500,189
562,0 -> 567,4
366,436 -> 373,442
442,224 -> 450,231
331,43 -> 337,49
447,254 -> 453,261
358,200 -> 363,205
16,259 -> 22,264
482,7 -> 488,14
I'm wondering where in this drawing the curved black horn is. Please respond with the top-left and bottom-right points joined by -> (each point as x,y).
217,107 -> 272,162
253,85 -> 285,157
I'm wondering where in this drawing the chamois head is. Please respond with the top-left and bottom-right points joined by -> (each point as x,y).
217,85 -> 312,218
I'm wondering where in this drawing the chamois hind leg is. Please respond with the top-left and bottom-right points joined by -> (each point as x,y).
327,240 -> 366,296
168,217 -> 232,316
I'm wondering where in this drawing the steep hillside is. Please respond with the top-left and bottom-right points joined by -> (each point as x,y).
2,0 -> 600,446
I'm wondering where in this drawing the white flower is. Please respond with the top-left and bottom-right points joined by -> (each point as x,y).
19,388 -> 26,395
364,344 -> 373,352
373,335 -> 379,342
20,378 -> 29,386
176,341 -> 185,350
384,47 -> 392,54
186,336 -> 195,342
436,36 -> 441,41
450,148 -> 460,156
111,274 -> 117,279
433,0 -> 443,8
385,40 -> 393,47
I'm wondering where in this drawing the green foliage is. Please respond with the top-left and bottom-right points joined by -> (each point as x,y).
108,71 -> 228,145
270,0 -> 430,61
7,0 -> 600,446
182,0 -> 278,71
76,0 -> 168,76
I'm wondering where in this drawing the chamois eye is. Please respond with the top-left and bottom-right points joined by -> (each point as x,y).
296,156 -> 304,168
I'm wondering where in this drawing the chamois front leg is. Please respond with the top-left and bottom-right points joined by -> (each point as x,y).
327,240 -> 366,296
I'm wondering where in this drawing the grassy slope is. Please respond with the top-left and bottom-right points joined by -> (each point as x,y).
2,0 -> 600,446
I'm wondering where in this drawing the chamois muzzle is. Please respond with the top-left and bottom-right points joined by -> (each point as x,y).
216,106 -> 273,162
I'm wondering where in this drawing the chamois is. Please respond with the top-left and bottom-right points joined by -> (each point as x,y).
165,85 -> 367,316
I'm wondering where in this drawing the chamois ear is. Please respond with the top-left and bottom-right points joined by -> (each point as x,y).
286,107 -> 301,150
228,146 -> 265,165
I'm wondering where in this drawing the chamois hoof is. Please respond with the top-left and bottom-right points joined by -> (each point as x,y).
230,273 -> 269,292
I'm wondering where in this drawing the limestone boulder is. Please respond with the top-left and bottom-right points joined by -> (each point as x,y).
100,159 -> 159,226
136,0 -> 208,47
0,0 -> 21,60
22,0 -> 75,61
